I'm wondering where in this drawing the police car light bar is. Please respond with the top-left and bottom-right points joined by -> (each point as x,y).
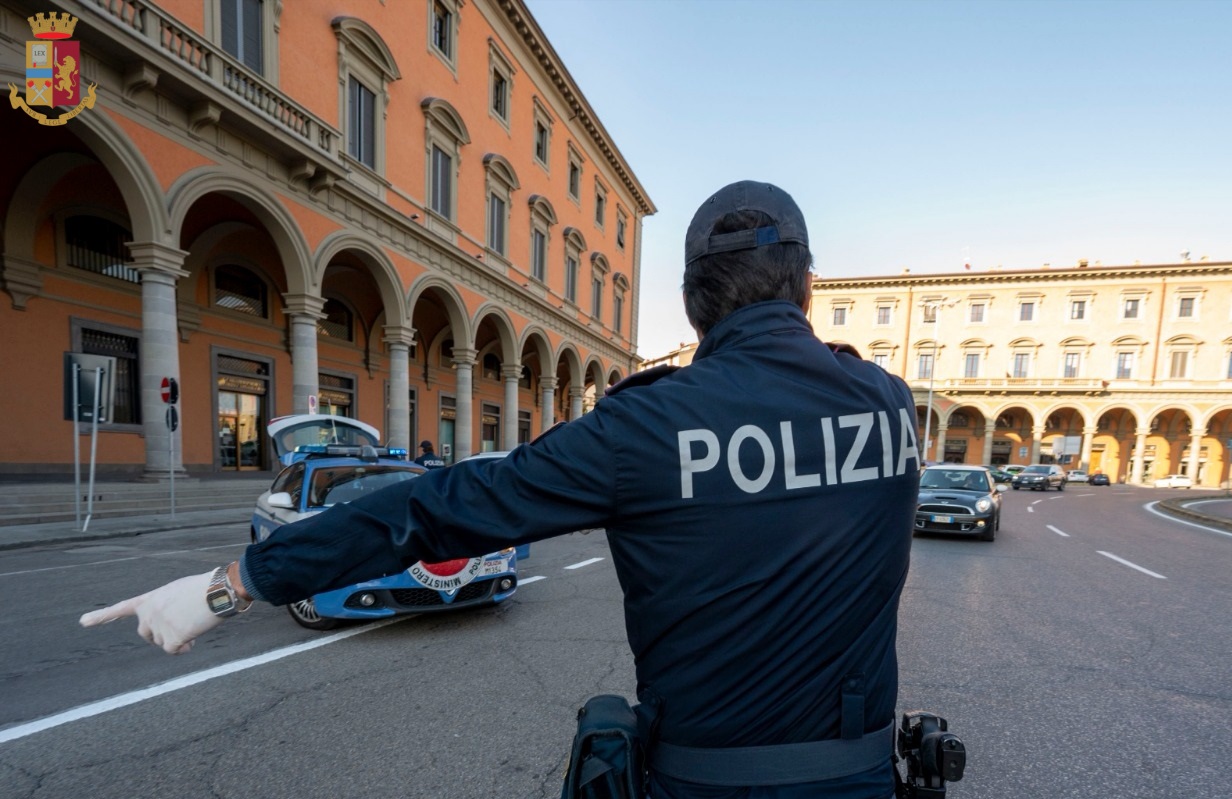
293,444 -> 409,460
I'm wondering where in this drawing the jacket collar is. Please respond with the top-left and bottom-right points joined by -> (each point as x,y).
694,300 -> 812,361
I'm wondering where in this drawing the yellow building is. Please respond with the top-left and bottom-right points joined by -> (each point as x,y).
811,261 -> 1232,487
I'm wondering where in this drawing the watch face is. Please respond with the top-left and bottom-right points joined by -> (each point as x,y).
208,591 -> 232,613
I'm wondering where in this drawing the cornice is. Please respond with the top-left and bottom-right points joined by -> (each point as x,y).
494,0 -> 656,216
816,262 -> 1232,291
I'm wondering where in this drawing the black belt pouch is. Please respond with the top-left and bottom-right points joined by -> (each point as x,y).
560,694 -> 645,799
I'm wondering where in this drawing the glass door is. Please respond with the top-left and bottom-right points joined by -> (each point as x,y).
218,390 -> 265,470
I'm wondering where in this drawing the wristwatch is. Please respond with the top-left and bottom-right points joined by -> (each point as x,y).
206,565 -> 253,618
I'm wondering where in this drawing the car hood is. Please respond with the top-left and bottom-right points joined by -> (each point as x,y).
918,489 -> 986,503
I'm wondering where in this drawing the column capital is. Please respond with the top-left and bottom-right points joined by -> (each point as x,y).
1135,428 -> 1150,437
283,293 -> 326,318
1189,427 -> 1207,437
451,347 -> 478,367
127,241 -> 189,279
540,376 -> 558,392
1082,425 -> 1098,435
569,386 -> 586,400
500,363 -> 523,381
382,324 -> 417,348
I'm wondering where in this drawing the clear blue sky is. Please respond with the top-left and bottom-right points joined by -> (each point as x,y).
526,0 -> 1232,359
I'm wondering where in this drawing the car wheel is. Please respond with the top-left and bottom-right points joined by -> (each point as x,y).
287,597 -> 342,631
1058,481 -> 1065,491
1012,485 -> 1020,490
980,517 -> 995,541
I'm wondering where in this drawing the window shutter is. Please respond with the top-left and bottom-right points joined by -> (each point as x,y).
242,0 -> 263,72
221,0 -> 239,58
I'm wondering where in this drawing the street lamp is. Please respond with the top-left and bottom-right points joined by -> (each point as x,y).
919,298 -> 956,464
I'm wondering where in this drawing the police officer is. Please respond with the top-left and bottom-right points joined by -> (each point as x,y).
82,181 -> 920,799
413,440 -> 445,469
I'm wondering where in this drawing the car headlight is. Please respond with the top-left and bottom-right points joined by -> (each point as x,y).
975,498 -> 992,512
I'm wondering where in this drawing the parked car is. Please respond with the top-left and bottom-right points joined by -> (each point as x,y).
1153,474 -> 1194,489
1089,473 -> 1111,486
1012,464 -> 1066,491
915,464 -> 1007,541
252,416 -> 528,630
1065,469 -> 1089,483
1002,465 -> 1027,477
987,467 -> 1014,484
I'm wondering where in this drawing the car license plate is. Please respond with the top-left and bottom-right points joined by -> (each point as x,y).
482,558 -> 511,575
931,515 -> 953,523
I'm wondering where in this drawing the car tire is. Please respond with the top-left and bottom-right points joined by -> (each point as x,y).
287,597 -> 343,631
1057,481 -> 1065,491
1012,485 -> 1020,490
981,517 -> 996,542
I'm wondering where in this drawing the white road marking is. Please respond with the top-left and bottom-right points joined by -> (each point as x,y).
1027,506 -> 1034,513
1143,501 -> 1232,539
1046,525 -> 1070,537
1031,499 -> 1045,505
1097,551 -> 1166,579
518,575 -> 547,585
565,557 -> 604,570
0,543 -> 248,580
0,617 -> 404,745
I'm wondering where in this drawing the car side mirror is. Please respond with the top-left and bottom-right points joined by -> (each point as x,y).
267,491 -> 295,510
996,484 -> 1009,493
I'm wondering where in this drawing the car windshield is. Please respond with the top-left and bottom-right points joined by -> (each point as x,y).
1022,466 -> 1049,474
920,470 -> 987,491
307,466 -> 419,508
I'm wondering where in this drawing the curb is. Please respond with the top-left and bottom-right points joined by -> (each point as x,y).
0,511 -> 250,552
1156,496 -> 1232,533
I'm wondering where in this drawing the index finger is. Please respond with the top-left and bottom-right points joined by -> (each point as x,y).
79,595 -> 145,627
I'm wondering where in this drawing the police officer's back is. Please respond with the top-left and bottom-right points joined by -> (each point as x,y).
414,440 -> 445,469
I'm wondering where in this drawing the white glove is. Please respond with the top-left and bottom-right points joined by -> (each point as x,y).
79,571 -> 223,655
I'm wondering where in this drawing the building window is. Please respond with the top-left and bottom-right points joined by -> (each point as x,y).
617,211 -> 627,250
832,307 -> 847,326
1177,296 -> 1195,318
318,372 -> 355,417
531,229 -> 547,281
65,215 -> 138,284
964,353 -> 980,378
595,182 -> 607,228
567,147 -> 583,200
873,354 -> 888,369
1169,351 -> 1188,379
1012,353 -> 1030,378
334,18 -> 400,179
220,0 -> 264,73
1064,352 -> 1080,378
214,264 -> 267,317
491,71 -> 508,121
347,77 -> 376,169
1070,300 -> 1085,320
969,303 -> 984,323
565,255 -> 578,303
489,43 -> 514,127
481,403 -> 501,452
1123,298 -> 1140,319
317,298 -> 353,341
80,326 -> 141,425
534,121 -> 549,165
1116,352 -> 1134,379
876,306 -> 891,325
917,353 -> 933,380
591,274 -> 604,319
1226,352 -> 1232,379
482,353 -> 501,381
614,289 -> 625,334
430,0 -> 455,63
483,154 -> 519,260
562,226 -> 586,304
430,145 -> 453,218
922,305 -> 937,324
1019,302 -> 1034,322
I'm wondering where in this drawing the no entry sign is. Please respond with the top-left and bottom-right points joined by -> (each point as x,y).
160,377 -> 179,404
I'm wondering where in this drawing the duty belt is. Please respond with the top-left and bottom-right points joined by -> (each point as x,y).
650,722 -> 894,787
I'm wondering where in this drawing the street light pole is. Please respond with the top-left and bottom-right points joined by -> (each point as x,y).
920,298 -> 954,464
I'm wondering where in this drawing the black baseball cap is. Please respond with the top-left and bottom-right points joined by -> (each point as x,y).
419,440 -> 433,449
684,181 -> 809,265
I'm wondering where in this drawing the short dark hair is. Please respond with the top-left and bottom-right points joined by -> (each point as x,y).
682,209 -> 813,335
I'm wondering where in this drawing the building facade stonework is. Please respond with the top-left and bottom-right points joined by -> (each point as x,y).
811,262 -> 1232,487
0,0 -> 653,476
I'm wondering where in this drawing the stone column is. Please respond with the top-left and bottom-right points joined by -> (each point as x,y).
1080,426 -> 1096,472
569,386 -> 585,421
933,424 -> 948,463
1130,429 -> 1148,484
501,364 -> 522,451
982,422 -> 995,466
129,242 -> 189,478
1187,427 -> 1205,484
283,294 -> 326,414
383,325 -> 416,451
1030,425 -> 1045,464
540,375 -> 557,434
452,347 -> 477,461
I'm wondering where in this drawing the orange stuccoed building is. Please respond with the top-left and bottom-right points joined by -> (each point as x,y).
0,0 -> 654,477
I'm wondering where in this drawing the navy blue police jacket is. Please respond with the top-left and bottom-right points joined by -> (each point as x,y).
240,300 -> 920,798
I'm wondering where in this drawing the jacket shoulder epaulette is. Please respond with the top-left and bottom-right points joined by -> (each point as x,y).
604,364 -> 680,397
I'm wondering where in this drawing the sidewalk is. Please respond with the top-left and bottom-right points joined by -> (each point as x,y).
0,505 -> 253,551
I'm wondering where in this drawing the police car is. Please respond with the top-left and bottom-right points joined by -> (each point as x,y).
252,415 -> 525,630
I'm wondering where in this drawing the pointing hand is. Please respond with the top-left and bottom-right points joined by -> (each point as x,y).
80,571 -> 223,655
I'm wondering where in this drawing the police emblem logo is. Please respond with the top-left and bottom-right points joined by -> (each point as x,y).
7,12 -> 99,127
408,557 -> 485,592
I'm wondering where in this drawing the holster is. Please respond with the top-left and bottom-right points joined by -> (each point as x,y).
560,695 -> 646,799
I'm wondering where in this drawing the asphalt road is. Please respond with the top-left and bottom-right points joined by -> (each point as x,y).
0,485 -> 1228,798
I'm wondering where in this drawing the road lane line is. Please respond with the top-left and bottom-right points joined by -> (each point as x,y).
1097,551 -> 1166,579
1031,499 -> 1045,505
518,575 -> 546,585
0,617 -> 404,745
0,543 -> 248,579
1143,501 -> 1232,539
564,557 -> 604,570
1027,507 -> 1034,513
1046,525 -> 1070,537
